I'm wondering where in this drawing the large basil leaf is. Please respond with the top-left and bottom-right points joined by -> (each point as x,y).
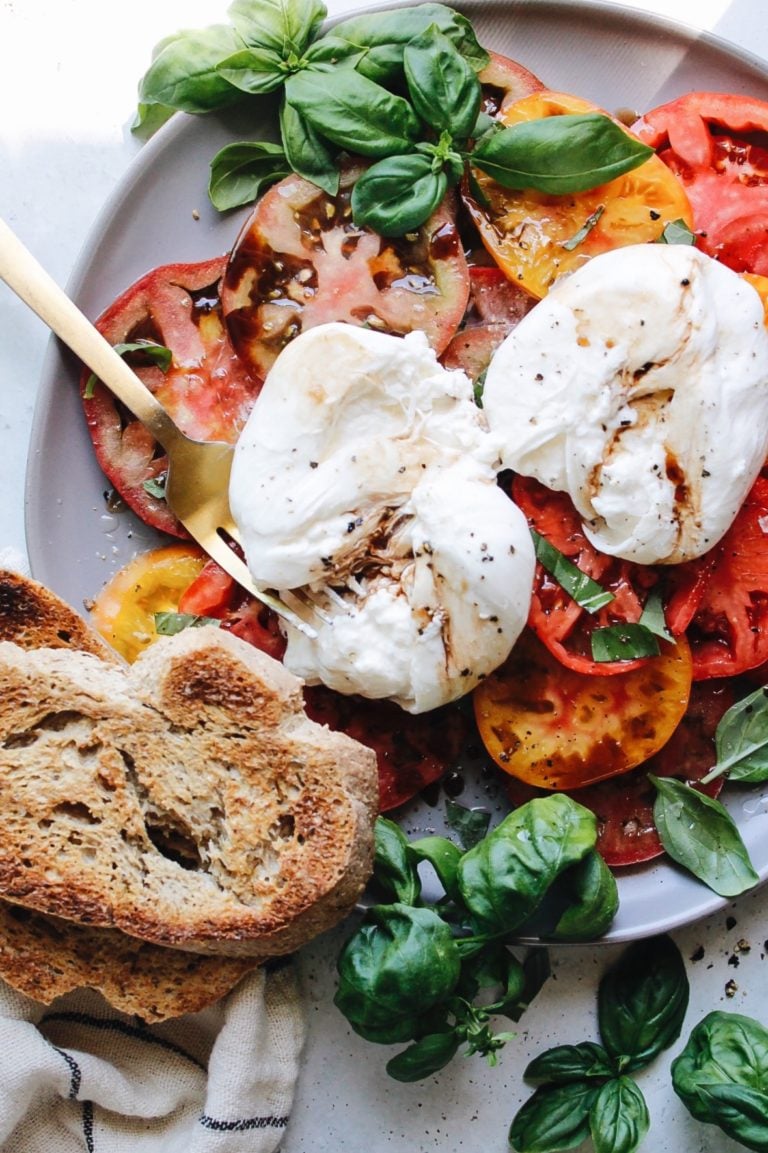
509,1081 -> 601,1152
525,1041 -> 615,1084
598,935 -> 689,1073
371,817 -> 421,906
471,113 -> 653,195
651,775 -> 759,896
351,154 -> 447,235
329,3 -> 489,85
551,850 -> 619,941
712,684 -> 768,783
285,68 -> 420,156
208,141 -> 291,211
215,46 -> 286,94
279,98 -> 339,195
457,795 -> 596,933
386,1030 -> 460,1082
138,25 -> 248,113
672,1010 -> 768,1152
403,26 -> 480,138
228,0 -> 326,55
589,1076 -> 650,1153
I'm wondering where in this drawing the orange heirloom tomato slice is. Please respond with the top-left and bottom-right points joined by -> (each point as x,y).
463,90 -> 693,298
473,627 -> 693,790
90,544 -> 209,663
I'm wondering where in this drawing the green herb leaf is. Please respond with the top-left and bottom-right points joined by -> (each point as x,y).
638,588 -> 674,641
657,217 -> 696,245
651,775 -> 759,896
589,1076 -> 650,1153
143,476 -> 167,500
285,68 -> 420,157
279,99 -> 339,195
208,140 -> 291,211
710,684 -> 768,784
154,611 -> 221,635
351,154 -> 447,236
597,935 -> 689,1073
407,835 -> 462,902
525,1041 -> 615,1084
551,850 -> 619,941
215,46 -> 287,94
562,205 -> 605,251
227,0 -> 326,55
371,817 -> 421,905
84,340 -> 173,398
131,101 -> 176,139
403,26 -> 480,139
137,25 -> 248,114
386,1030 -> 460,1082
445,799 -> 491,850
471,113 -> 653,195
532,530 -> 615,613
590,622 -> 660,663
509,1081 -> 601,1152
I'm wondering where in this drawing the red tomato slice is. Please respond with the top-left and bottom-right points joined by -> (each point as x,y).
221,165 -> 470,380
82,258 -> 262,536
477,49 -> 545,117
473,626 -> 693,790
178,560 -> 287,661
506,679 -> 733,866
441,266 -> 534,380
687,473 -> 768,678
633,91 -> 768,273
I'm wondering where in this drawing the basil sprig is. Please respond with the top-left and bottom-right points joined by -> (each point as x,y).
510,936 -> 688,1153
335,797 -> 617,1082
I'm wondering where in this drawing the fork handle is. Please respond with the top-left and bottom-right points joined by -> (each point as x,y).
0,217 -> 182,449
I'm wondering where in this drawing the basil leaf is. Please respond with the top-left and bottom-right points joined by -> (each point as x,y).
589,1076 -> 650,1153
403,26 -> 480,139
208,141 -> 291,211
386,1030 -> 460,1082
330,3 -> 489,86
532,530 -> 615,612
712,684 -> 768,783
132,101 -> 176,139
227,0 -> 326,55
464,944 -> 527,1016
445,799 -> 491,850
651,775 -> 759,896
658,217 -> 697,245
154,611 -> 221,635
590,623 -> 660,663
457,795 -> 596,933
285,68 -> 420,156
279,99 -> 339,196
351,154 -> 447,236
215,46 -> 286,94
509,1081 -> 601,1152
408,835 -> 462,902
638,588 -> 674,642
84,340 -> 172,398
672,1011 -> 768,1151
143,476 -> 167,500
302,35 -> 366,68
525,1041 -> 615,1084
471,114 -> 653,195
371,817 -> 421,905
138,25 -> 248,114
551,850 -> 619,941
562,205 -> 605,251
597,935 -> 689,1073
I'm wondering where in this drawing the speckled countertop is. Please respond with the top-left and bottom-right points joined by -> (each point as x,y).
1,1 -> 767,1150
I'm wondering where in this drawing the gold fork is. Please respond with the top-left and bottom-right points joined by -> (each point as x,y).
0,218 -> 319,638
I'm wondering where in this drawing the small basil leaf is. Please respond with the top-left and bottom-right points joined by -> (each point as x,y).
154,611 -> 221,636
590,623 -> 659,663
407,835 -> 462,902
509,1081 -> 601,1152
457,795 -> 596,933
215,46 -> 286,94
303,35 -> 365,68
597,935 -> 689,1073
137,25 -> 248,114
532,530 -> 615,612
143,476 -> 167,500
285,68 -> 419,157
131,101 -> 176,139
351,154 -> 447,236
551,850 -> 619,941
525,1041 -> 615,1084
371,817 -> 421,905
657,217 -> 697,244
445,799 -> 491,850
650,775 -> 759,896
712,684 -> 768,784
589,1076 -> 650,1153
561,205 -> 605,251
403,26 -> 480,139
228,0 -> 326,55
279,99 -> 340,196
208,141 -> 291,211
471,114 -> 653,195
84,340 -> 173,398
386,1030 -> 460,1082
638,587 -> 674,641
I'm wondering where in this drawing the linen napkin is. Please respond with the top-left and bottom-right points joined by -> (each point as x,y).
0,962 -> 306,1152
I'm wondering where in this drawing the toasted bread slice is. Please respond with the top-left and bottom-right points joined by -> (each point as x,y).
0,569 -> 261,1018
0,616 -> 378,957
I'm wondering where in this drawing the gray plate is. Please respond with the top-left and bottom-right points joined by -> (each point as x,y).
25,0 -> 768,944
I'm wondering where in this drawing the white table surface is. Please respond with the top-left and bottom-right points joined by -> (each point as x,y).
1,2 -> 767,1151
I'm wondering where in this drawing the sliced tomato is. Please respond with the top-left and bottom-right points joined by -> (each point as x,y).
686,473 -> 768,679
82,258 -> 262,536
478,49 -> 545,117
505,679 -> 733,866
89,543 -> 209,662
178,559 -> 287,661
633,92 -> 768,273
463,90 -> 693,298
221,165 -> 470,380
441,265 -> 534,380
473,626 -> 693,790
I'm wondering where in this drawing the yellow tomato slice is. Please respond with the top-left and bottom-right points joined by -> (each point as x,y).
90,544 -> 209,663
743,271 -> 768,324
473,628 -> 693,790
465,90 -> 694,299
